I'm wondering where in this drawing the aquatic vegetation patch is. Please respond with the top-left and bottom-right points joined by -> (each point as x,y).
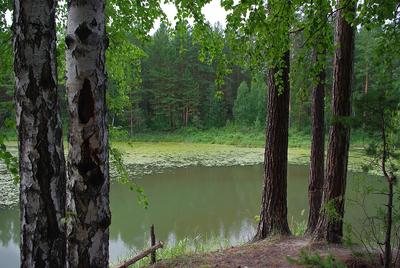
114,142 -> 265,177
0,144 -> 19,208
0,169 -> 19,208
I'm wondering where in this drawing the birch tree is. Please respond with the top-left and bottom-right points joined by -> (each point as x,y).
65,0 -> 110,266
13,0 -> 66,266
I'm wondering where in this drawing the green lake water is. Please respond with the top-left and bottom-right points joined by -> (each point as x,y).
0,161 -> 384,267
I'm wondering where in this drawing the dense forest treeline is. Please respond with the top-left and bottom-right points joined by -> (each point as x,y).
78,24 -> 400,134
1,20 -> 399,135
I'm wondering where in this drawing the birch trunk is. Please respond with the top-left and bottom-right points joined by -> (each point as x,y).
313,0 -> 355,243
65,0 -> 110,266
13,0 -> 66,266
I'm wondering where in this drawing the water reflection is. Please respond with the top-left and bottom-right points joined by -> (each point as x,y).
0,207 -> 19,267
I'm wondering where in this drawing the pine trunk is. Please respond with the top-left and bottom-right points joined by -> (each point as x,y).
313,1 -> 355,243
254,51 -> 291,240
65,0 -> 110,267
13,0 -> 66,266
306,48 -> 326,235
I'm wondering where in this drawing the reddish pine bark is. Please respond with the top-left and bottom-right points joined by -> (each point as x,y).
306,48 -> 326,235
254,51 -> 291,240
313,0 -> 356,243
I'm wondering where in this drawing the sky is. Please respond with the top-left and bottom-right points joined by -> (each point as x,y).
152,0 -> 228,34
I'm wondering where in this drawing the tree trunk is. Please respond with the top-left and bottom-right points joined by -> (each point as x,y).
382,113 -> 393,268
384,179 -> 393,268
65,0 -> 111,267
313,1 -> 355,243
13,0 -> 66,266
306,48 -> 326,235
130,106 -> 134,137
254,51 -> 291,240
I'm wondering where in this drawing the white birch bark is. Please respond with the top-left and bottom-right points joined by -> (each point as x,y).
13,0 -> 66,266
65,0 -> 110,267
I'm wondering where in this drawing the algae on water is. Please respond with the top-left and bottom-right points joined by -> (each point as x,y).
0,167 -> 18,208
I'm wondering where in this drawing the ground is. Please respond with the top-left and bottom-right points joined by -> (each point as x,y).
150,236 -> 379,268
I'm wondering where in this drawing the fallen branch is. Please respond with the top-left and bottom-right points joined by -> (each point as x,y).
114,241 -> 164,268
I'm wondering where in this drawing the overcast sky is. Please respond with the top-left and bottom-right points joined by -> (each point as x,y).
153,0 -> 228,34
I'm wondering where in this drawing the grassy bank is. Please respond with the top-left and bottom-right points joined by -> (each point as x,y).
111,124 -> 370,149
3,123 -> 371,149
112,219 -> 309,268
111,236 -> 231,268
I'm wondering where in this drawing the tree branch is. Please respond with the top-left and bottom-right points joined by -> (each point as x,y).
114,242 -> 164,268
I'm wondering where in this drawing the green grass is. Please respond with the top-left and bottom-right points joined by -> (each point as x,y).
111,125 -> 371,148
112,125 -> 267,147
287,250 -> 347,268
111,236 -> 231,268
3,123 -> 372,149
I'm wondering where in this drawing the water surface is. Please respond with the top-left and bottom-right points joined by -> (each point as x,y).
0,164 -> 383,266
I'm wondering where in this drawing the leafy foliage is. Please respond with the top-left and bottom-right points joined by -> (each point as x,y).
233,75 -> 266,127
109,144 -> 149,209
287,250 -> 347,268
0,0 -> 17,182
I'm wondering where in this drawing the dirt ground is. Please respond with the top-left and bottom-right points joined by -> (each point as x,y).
150,236 -> 382,268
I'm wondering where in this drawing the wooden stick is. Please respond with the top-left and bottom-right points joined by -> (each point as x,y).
114,242 -> 163,268
150,225 -> 156,264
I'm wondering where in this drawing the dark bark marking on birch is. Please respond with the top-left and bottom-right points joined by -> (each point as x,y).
65,35 -> 75,49
78,138 -> 104,188
39,53 -> 56,91
90,18 -> 97,27
75,22 -> 92,44
36,116 -> 62,247
78,79 -> 94,124
26,68 -> 39,104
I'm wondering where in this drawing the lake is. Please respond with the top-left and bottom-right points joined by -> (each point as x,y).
0,162 -> 384,267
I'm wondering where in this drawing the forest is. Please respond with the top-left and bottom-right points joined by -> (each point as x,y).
0,0 -> 399,267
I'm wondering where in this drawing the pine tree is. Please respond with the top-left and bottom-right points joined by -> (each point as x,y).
313,0 -> 356,243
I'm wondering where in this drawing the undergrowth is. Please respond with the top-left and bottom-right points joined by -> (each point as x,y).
287,250 -> 347,268
109,125 -> 369,149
